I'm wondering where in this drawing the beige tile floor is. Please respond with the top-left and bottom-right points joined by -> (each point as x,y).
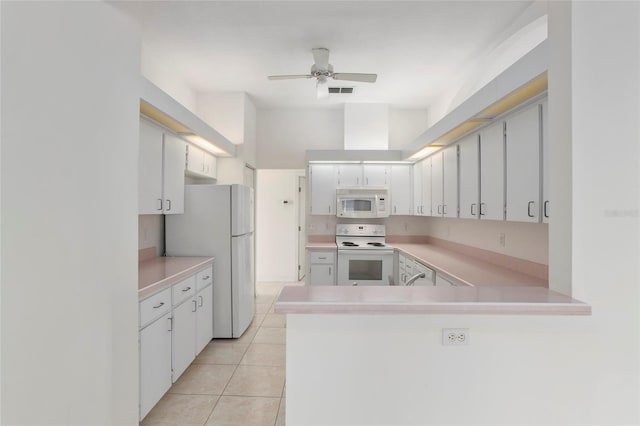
141,281 -> 299,426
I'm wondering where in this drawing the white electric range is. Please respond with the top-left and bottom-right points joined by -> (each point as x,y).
336,224 -> 394,286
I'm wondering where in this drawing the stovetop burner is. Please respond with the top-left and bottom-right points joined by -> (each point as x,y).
341,242 -> 359,247
367,242 -> 385,247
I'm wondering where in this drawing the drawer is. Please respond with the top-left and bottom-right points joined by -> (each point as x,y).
139,287 -> 171,328
172,275 -> 196,306
309,251 -> 335,264
196,266 -> 213,291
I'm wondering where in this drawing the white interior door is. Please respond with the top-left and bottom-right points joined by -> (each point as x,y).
298,176 -> 307,281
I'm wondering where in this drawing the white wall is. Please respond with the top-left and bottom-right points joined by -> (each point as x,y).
388,108 -> 429,151
256,108 -> 344,169
256,170 -> 305,281
139,215 -> 164,256
343,104 -> 389,150
286,3 -> 640,425
1,2 -> 140,424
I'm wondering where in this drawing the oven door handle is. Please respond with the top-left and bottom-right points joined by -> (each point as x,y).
337,249 -> 395,256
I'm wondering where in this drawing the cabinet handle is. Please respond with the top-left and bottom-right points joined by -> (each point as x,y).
329,266 -> 332,276
544,201 -> 549,218
527,201 -> 535,218
192,299 -> 197,312
318,256 -> 327,260
198,295 -> 203,307
202,275 -> 210,280
471,203 -> 477,216
168,317 -> 172,332
182,286 -> 192,292
157,198 -> 163,211
152,302 -> 165,309
166,199 -> 172,211
437,205 -> 442,215
480,203 -> 486,216
328,205 -> 331,214
394,205 -> 397,214
366,177 -> 369,185
442,205 -> 447,215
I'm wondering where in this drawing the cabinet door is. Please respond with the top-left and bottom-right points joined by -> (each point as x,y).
421,157 -> 432,216
171,298 -> 196,382
398,254 -> 406,285
138,120 -> 164,214
363,165 -> 389,186
140,312 -> 172,421
391,165 -> 412,215
541,100 -> 549,223
337,164 -> 362,186
186,144 -> 205,175
458,135 -> 480,219
310,164 -> 338,215
309,264 -> 335,285
431,153 -> 443,216
480,122 -> 505,221
196,285 -> 213,355
204,152 -> 217,179
505,104 -> 540,223
442,146 -> 458,218
412,162 -> 423,215
163,134 -> 186,215
413,263 -> 435,286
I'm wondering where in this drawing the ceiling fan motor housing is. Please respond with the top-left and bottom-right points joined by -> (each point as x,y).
311,63 -> 333,77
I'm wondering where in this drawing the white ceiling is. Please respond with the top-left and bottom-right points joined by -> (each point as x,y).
114,1 -> 534,109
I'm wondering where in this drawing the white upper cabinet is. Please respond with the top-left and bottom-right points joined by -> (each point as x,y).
431,152 -> 443,216
138,119 -> 186,215
363,164 -> 390,186
421,157 -> 431,216
139,120 -> 164,214
162,134 -> 186,215
203,152 -> 217,179
479,122 -> 505,221
541,99 -> 549,223
310,164 -> 338,215
390,165 -> 412,215
413,161 -> 423,215
186,144 -> 217,180
442,146 -> 458,218
458,134 -> 480,219
337,164 -> 362,186
505,103 -> 541,223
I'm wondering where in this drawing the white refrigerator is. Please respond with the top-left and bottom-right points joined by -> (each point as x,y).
165,184 -> 255,338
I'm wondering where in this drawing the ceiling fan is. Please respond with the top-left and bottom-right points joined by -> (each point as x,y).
268,47 -> 377,99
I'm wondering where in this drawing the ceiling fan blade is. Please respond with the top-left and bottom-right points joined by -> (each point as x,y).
332,73 -> 377,83
268,74 -> 313,80
312,47 -> 330,70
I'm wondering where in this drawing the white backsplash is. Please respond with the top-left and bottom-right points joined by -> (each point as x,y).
307,215 -> 429,236
138,215 -> 164,256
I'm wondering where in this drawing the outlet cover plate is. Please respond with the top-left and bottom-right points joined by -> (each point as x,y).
442,328 -> 469,345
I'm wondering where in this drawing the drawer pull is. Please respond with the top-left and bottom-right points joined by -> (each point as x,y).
198,295 -> 203,307
192,300 -> 197,312
318,256 -> 327,260
182,286 -> 192,292
202,275 -> 210,280
152,302 -> 165,309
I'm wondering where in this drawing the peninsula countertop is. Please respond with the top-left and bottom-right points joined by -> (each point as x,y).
138,255 -> 214,300
274,285 -> 591,316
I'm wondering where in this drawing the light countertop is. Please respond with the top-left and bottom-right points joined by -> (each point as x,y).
306,242 -> 337,249
138,256 -> 214,300
274,285 -> 591,316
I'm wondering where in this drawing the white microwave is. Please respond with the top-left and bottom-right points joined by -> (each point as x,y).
336,188 -> 389,218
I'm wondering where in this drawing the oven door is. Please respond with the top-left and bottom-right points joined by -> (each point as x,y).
337,249 -> 394,286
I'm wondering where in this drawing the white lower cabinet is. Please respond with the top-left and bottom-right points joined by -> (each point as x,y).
139,265 -> 214,421
307,250 -> 336,285
397,253 -> 434,286
139,311 -> 172,421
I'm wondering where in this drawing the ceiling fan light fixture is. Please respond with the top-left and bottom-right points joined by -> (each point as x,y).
316,77 -> 329,99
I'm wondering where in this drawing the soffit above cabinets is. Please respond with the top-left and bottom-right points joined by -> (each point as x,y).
406,40 -> 548,161
140,77 -> 236,157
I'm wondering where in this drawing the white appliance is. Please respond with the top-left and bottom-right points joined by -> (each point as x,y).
165,184 -> 255,338
336,224 -> 394,286
336,187 -> 389,218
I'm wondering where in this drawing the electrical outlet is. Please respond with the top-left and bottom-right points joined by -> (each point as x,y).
499,233 -> 506,247
442,328 -> 469,345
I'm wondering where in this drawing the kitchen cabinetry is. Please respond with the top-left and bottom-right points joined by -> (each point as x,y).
458,134 -> 480,219
541,100 -> 549,223
390,165 -> 412,215
195,268 -> 214,354
337,164 -> 390,187
479,122 -> 505,221
397,253 -> 434,286
431,147 -> 457,218
309,164 -> 338,215
307,249 -> 336,285
139,287 -> 172,421
186,144 -> 217,180
505,103 -> 540,222
413,158 -> 431,216
138,119 -> 186,215
171,276 -> 196,382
